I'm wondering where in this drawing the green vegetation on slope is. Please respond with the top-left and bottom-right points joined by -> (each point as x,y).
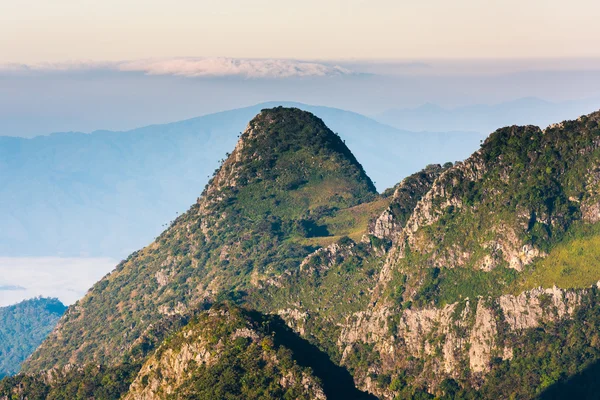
520,223 -> 600,291
0,363 -> 141,400
2,303 -> 374,400
299,197 -> 391,247
396,221 -> 600,309
251,237 -> 385,359
0,297 -> 66,377
207,106 -> 377,221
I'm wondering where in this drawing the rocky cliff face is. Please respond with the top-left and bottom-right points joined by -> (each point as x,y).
581,160 -> 600,223
370,164 -> 448,241
336,284 -> 588,397
384,151 -> 536,274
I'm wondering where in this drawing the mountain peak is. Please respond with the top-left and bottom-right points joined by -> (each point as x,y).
22,108 -> 378,372
200,107 -> 376,216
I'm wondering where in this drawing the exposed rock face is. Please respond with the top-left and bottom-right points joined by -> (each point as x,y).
469,302 -> 497,374
300,242 -> 354,274
371,209 -> 395,240
403,155 -> 487,237
125,337 -> 214,400
279,372 -> 327,400
582,163 -> 600,223
339,307 -> 391,352
370,164 -> 447,241
485,226 -> 546,272
400,303 -> 462,362
381,153 -> 537,274
338,285 -> 585,394
498,286 -> 582,330
277,308 -> 308,336
155,270 -> 170,288
582,202 -> 600,223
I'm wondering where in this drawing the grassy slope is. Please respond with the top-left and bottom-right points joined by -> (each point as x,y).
298,197 -> 391,247
520,223 -> 600,291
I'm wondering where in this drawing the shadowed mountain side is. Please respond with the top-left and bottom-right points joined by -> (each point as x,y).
539,360 -> 600,400
257,312 -> 377,400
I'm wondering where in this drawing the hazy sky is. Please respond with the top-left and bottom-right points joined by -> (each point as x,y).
2,0 -> 600,63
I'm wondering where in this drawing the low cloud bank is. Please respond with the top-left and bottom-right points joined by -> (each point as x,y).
0,58 -> 353,79
4,57 -> 600,80
0,257 -> 116,306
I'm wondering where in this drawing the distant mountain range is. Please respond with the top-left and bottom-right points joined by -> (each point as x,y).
0,102 -> 483,257
376,97 -> 600,134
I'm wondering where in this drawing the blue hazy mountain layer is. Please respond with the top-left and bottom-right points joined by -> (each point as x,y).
0,102 -> 483,257
376,97 -> 600,134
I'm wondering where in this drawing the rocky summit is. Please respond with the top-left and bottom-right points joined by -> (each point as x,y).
4,108 -> 600,399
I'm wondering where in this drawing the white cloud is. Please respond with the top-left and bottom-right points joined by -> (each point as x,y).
0,257 -> 116,306
118,58 -> 352,78
0,58 -> 354,79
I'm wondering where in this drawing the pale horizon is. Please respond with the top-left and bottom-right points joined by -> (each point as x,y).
3,0 -> 600,63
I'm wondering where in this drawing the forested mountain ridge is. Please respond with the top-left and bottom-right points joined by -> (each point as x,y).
5,108 -> 600,399
0,298 -> 66,378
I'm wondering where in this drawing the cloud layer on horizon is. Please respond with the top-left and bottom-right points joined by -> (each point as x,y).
5,57 -> 600,81
0,257 -> 116,306
0,58 -> 354,79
